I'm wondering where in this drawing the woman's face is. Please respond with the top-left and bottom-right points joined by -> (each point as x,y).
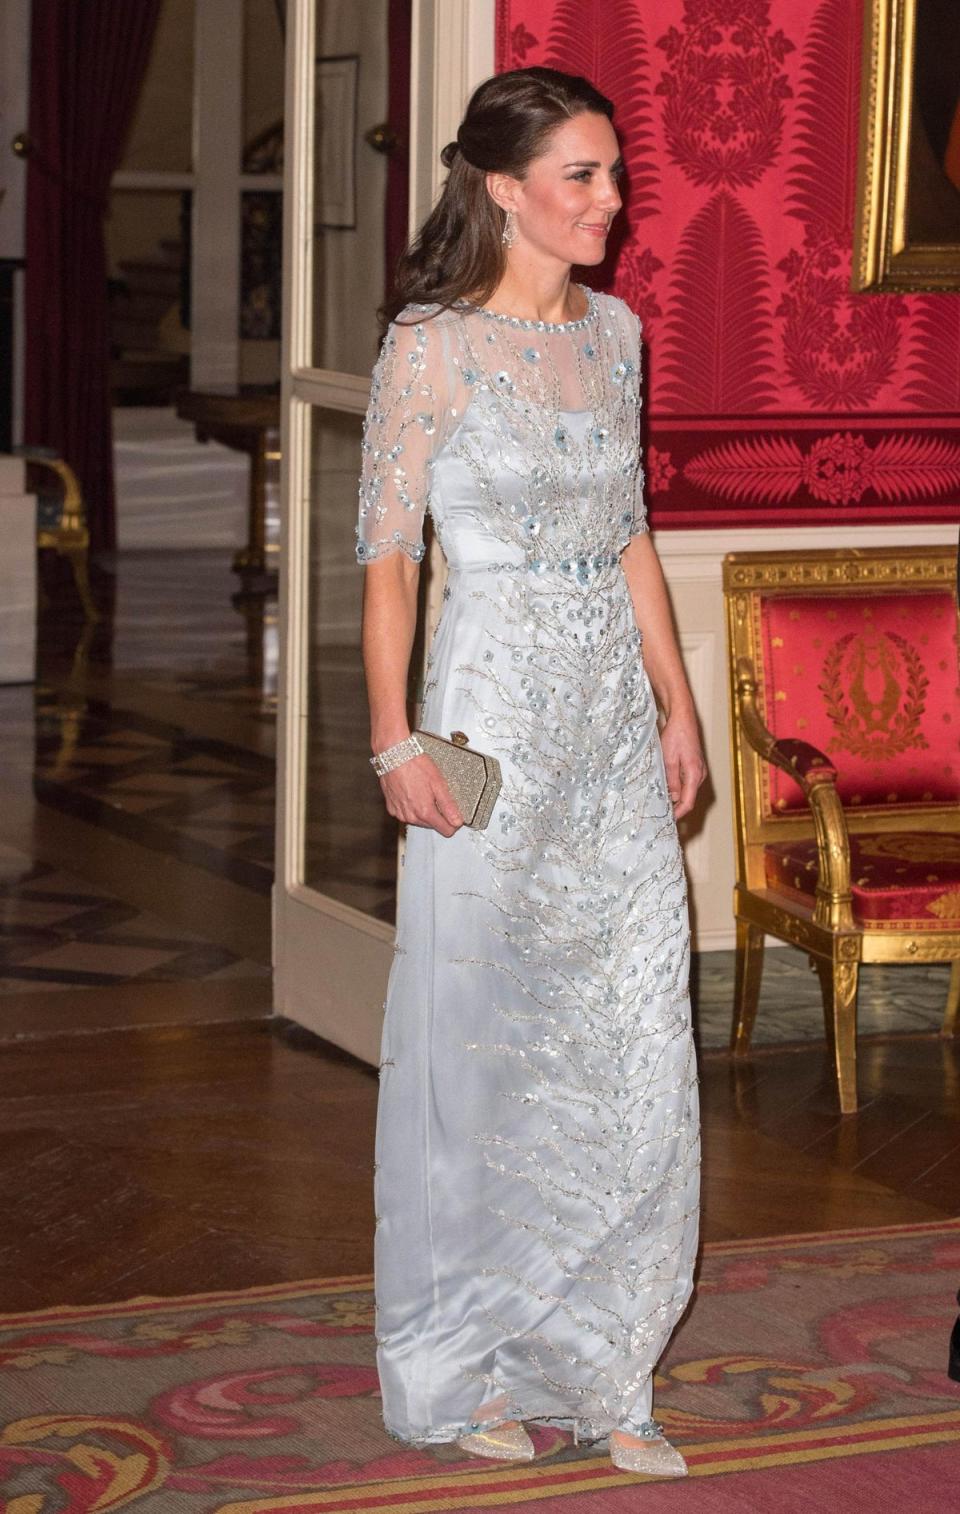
495,112 -> 624,268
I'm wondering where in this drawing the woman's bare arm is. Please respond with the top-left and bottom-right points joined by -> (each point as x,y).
361,554 -> 463,836
619,532 -> 707,819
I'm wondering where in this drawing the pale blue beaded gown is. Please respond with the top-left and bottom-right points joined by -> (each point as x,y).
356,285 -> 700,1448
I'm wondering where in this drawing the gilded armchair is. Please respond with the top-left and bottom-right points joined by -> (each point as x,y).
723,545 -> 959,1114
20,449 -> 99,621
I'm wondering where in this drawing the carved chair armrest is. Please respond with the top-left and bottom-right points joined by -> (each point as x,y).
735,656 -> 854,931
768,737 -> 837,785
17,450 -> 87,536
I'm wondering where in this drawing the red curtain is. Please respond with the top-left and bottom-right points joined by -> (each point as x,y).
24,0 -> 161,553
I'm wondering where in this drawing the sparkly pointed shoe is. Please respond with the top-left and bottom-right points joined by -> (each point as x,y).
455,1419 -> 535,1461
609,1420 -> 687,1478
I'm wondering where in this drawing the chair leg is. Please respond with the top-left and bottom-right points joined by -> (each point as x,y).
810,954 -> 836,1057
814,957 -> 860,1115
942,962 -> 960,1039
731,919 -> 765,1056
66,546 -> 100,622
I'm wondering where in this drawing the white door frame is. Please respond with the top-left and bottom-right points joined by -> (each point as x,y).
273,0 -> 495,1066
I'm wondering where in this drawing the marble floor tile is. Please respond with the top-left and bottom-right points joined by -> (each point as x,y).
12,940 -> 175,976
0,842 -> 268,1005
692,950 -> 952,1049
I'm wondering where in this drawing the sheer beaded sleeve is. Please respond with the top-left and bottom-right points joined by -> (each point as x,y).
356,311 -> 451,566
628,309 -> 649,538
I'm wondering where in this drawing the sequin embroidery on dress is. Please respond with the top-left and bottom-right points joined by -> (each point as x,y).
357,285 -> 700,1448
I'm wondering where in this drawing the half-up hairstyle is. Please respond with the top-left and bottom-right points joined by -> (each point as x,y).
380,67 -> 614,331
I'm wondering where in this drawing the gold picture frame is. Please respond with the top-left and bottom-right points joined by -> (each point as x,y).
853,0 -> 960,292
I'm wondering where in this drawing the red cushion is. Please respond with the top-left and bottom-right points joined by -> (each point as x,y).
757,589 -> 959,814
764,832 -> 960,929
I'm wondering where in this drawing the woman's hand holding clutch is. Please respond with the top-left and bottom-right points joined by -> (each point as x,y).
379,755 -> 465,837
372,729 -> 500,835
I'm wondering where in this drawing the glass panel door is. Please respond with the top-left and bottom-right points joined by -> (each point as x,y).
274,0 -> 494,1062
303,406 -> 402,922
274,0 -> 406,1064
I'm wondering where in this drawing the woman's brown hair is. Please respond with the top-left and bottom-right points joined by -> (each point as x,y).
380,66 -> 615,331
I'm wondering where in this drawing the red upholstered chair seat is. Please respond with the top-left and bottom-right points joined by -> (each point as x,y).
765,832 -> 960,930
724,545 -> 960,1113
757,588 -> 959,815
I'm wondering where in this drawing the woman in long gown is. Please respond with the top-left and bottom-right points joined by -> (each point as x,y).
356,67 -> 706,1476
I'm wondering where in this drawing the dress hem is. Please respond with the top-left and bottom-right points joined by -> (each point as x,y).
382,1409 -> 660,1450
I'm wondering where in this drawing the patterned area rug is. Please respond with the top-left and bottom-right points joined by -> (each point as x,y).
1,1222 -> 958,1512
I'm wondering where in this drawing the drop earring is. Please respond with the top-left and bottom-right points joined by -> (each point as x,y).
501,209 -> 518,247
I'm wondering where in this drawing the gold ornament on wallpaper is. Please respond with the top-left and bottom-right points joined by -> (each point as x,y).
854,0 -> 960,291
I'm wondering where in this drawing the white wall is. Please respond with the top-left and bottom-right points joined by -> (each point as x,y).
0,457 -> 36,683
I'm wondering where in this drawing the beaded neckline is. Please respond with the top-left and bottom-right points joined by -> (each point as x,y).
462,283 -> 598,333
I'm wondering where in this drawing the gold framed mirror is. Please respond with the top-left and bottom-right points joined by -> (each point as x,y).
854,0 -> 960,292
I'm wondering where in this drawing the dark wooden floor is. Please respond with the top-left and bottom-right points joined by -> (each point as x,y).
1,1016 -> 956,1313
1,552 -> 957,1316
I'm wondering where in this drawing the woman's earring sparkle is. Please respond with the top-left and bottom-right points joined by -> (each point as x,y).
501,210 -> 518,247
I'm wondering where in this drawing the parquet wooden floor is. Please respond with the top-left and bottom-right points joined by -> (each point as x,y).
0,1017 -> 957,1312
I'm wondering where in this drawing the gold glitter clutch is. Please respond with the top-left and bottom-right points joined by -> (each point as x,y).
414,729 -> 502,830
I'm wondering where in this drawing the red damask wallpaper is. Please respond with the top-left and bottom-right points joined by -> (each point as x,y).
495,0 -> 960,529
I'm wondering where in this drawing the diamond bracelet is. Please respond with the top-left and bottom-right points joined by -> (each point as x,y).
370,734 -> 424,777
